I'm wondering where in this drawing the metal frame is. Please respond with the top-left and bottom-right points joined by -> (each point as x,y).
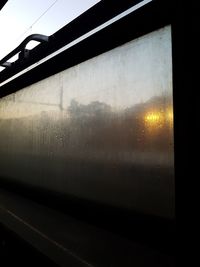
0,34 -> 49,68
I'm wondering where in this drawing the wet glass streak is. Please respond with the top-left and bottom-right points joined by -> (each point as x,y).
0,26 -> 174,218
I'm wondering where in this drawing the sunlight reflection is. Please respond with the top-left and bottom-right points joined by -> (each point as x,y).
145,111 -> 163,124
144,107 -> 173,130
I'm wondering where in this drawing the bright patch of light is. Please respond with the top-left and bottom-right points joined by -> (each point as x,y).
144,107 -> 173,129
145,111 -> 163,124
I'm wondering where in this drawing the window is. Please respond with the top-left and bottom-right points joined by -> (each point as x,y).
0,0 -> 174,219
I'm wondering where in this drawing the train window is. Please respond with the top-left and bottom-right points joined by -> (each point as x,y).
0,24 -> 174,219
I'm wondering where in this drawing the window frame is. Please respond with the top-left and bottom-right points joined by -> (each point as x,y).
0,0 -> 177,253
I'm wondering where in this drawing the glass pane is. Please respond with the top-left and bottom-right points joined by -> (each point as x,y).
0,26 -> 174,218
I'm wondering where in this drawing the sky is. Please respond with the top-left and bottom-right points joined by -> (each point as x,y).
0,0 -> 100,70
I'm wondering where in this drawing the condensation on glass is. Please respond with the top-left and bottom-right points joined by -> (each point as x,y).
0,26 -> 174,218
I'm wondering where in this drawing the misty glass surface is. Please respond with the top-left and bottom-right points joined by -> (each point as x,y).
0,26 -> 174,218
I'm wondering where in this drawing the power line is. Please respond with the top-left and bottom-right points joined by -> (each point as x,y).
16,0 -> 59,42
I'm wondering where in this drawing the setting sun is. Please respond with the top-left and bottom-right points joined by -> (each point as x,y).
145,111 -> 163,124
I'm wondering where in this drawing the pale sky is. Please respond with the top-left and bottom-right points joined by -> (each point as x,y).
0,0 -> 100,70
